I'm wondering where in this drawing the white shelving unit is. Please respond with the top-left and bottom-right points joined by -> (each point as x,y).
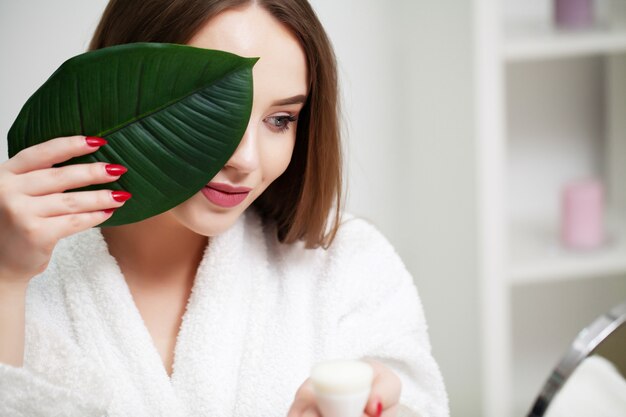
477,1 -> 626,416
504,22 -> 626,61
510,215 -> 626,284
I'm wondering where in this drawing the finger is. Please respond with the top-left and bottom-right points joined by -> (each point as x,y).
42,209 -> 116,242
363,403 -> 399,417
287,399 -> 317,417
33,189 -> 131,218
362,360 -> 402,417
4,135 -> 106,175
287,379 -> 316,417
381,403 -> 399,417
18,162 -> 126,196
301,407 -> 321,417
364,397 -> 384,417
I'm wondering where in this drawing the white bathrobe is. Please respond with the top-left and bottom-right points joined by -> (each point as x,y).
0,210 -> 449,417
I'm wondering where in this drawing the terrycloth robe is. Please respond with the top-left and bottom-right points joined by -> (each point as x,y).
0,210 -> 449,417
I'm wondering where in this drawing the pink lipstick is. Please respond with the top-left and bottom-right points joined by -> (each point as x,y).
201,182 -> 252,208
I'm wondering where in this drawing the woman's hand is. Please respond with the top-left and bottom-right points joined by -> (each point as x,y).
0,135 -> 131,286
287,359 -> 402,417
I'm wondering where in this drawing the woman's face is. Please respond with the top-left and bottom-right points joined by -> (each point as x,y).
168,4 -> 308,236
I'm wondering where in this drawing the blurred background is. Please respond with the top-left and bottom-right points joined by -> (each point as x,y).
2,1 -> 626,416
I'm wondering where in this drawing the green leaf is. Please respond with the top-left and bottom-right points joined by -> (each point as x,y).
7,42 -> 258,226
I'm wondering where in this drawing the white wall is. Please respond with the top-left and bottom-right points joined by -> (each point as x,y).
309,2 -> 481,416
0,0 -> 110,159
1,1 -> 482,416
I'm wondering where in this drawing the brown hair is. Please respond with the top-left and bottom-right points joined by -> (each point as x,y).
89,0 -> 342,249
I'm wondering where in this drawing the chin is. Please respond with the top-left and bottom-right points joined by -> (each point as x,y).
175,209 -> 244,237
169,193 -> 249,237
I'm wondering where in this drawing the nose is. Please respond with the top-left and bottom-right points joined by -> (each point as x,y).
223,122 -> 259,174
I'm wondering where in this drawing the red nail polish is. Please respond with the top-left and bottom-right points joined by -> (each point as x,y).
111,191 -> 132,202
86,136 -> 107,147
376,401 -> 383,417
105,164 -> 128,176
103,208 -> 116,214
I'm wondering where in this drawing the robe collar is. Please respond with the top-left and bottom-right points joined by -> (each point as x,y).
57,209 -> 272,416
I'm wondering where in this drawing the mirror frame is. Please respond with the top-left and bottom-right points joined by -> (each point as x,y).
527,301 -> 626,417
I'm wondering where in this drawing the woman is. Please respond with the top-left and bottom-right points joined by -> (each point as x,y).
0,1 -> 449,416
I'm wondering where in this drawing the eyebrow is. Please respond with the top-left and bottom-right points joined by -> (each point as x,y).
271,94 -> 308,106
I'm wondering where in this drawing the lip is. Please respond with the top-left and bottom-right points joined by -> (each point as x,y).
206,182 -> 252,193
201,182 -> 252,208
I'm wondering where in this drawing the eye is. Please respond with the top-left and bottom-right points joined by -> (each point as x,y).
265,114 -> 298,134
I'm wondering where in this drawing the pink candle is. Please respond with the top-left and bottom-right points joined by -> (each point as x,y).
560,179 -> 605,250
555,0 -> 594,29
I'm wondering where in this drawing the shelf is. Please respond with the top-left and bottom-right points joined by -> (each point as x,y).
509,215 -> 626,284
503,21 -> 626,62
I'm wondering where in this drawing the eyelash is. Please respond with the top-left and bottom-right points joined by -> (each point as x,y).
265,114 -> 298,134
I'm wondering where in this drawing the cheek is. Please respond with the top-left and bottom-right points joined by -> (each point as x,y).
260,132 -> 297,184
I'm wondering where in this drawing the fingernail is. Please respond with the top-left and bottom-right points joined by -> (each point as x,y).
103,208 -> 116,214
376,401 -> 383,417
105,164 -> 128,176
111,191 -> 132,202
86,136 -> 107,147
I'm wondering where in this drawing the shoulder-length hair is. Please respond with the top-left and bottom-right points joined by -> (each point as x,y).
90,0 -> 342,249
